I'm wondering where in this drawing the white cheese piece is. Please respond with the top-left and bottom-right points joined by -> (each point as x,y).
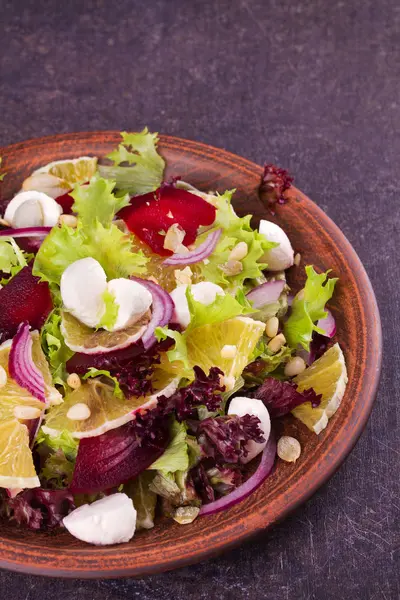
60,257 -> 107,328
63,493 -> 137,545
103,278 -> 152,332
4,190 -> 62,228
170,281 -> 225,329
259,219 -> 294,271
228,396 -> 271,463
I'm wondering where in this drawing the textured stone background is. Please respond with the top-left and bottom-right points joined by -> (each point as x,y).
0,0 -> 399,598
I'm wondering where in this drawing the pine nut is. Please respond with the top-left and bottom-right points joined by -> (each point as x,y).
277,436 -> 301,462
67,402 -> 91,421
228,242 -> 248,262
220,344 -> 237,359
174,266 -> 193,286
67,373 -> 81,389
14,405 -> 42,420
222,375 -> 236,391
294,252 -> 301,266
284,356 -> 306,377
267,332 -> 286,353
220,260 -> 243,276
164,223 -> 186,252
265,316 -> 279,338
0,365 -> 7,388
59,214 -> 78,228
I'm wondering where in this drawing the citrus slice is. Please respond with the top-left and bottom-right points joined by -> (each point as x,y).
0,420 -> 40,488
292,343 -> 348,434
160,317 -> 265,380
61,310 -> 150,354
0,335 -> 59,489
42,371 -> 179,439
22,156 -> 98,198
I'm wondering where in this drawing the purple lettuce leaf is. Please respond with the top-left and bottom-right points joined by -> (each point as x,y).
252,377 -> 322,418
5,488 -> 74,530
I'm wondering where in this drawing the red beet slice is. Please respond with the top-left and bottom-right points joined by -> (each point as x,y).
118,186 -> 216,255
0,265 -> 52,344
70,420 -> 169,494
55,190 -> 74,214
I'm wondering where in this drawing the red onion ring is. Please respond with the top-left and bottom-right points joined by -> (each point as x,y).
0,227 -> 52,238
163,229 -> 222,266
130,277 -> 174,350
9,322 -> 46,402
317,308 -> 336,338
246,280 -> 285,309
199,433 -> 276,516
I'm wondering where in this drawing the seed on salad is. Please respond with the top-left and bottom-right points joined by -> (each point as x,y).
67,402 -> 91,421
174,266 -> 193,286
14,405 -> 42,420
59,214 -> 78,228
220,259 -> 243,276
222,375 -> 236,391
0,365 -> 7,388
228,241 -> 248,262
220,344 -> 237,359
67,373 -> 81,389
265,316 -> 279,338
294,252 -> 301,266
173,506 -> 200,525
284,356 -> 306,377
163,223 -> 186,252
277,436 -> 301,463
267,332 -> 286,353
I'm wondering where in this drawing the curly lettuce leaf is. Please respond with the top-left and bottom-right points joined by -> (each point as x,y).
197,190 -> 277,290
284,265 -> 338,350
0,237 -> 33,284
70,176 -> 130,227
41,309 -> 74,388
82,367 -> 124,399
185,287 -> 253,331
36,429 -> 78,459
124,472 -> 157,529
243,343 -> 293,386
98,128 -> 165,194
155,326 -> 191,376
41,449 -> 75,488
149,420 -> 189,473
98,288 -> 118,330
33,221 -> 147,285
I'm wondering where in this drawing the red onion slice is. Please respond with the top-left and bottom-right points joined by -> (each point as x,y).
246,280 -> 285,309
163,229 -> 222,266
0,227 -> 52,238
199,433 -> 276,516
9,322 -> 46,402
130,277 -> 174,350
317,308 -> 336,338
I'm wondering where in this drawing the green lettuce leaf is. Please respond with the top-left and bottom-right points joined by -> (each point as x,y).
185,286 -> 253,331
40,449 -> 75,488
98,288 -> 119,330
33,221 -> 147,285
124,472 -> 157,529
97,128 -> 165,194
155,326 -> 192,374
243,343 -> 293,386
149,420 -> 189,473
70,176 -> 130,227
197,190 -> 277,290
284,265 -> 338,350
40,309 -> 74,388
36,429 -> 78,459
82,367 -> 124,399
0,237 -> 33,284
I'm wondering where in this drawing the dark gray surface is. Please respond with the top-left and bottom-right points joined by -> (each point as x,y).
0,0 -> 398,598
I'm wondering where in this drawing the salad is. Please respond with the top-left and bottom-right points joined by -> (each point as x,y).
0,130 -> 347,545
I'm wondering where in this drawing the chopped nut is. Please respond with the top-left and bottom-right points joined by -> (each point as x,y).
0,365 -> 7,388
67,373 -> 81,390
166,210 -> 174,219
277,436 -> 301,462
59,214 -> 78,228
219,260 -> 243,276
172,506 -> 200,525
220,344 -> 237,359
222,375 -> 236,391
267,332 -> 286,353
265,316 -> 279,338
294,252 -> 301,266
14,405 -> 42,420
174,266 -> 193,286
67,402 -> 91,421
284,356 -> 306,377
163,223 -> 186,252
228,241 -> 248,261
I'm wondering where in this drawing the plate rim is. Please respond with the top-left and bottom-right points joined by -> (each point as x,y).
0,131 -> 382,578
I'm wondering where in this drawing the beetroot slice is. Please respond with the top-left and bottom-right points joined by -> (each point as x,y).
55,190 -> 74,214
0,265 -> 52,344
118,186 -> 216,256
70,420 -> 169,494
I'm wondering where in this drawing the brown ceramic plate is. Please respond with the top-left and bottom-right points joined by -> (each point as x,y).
0,132 -> 381,578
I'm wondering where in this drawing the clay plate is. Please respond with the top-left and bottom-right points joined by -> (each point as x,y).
0,132 -> 382,578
